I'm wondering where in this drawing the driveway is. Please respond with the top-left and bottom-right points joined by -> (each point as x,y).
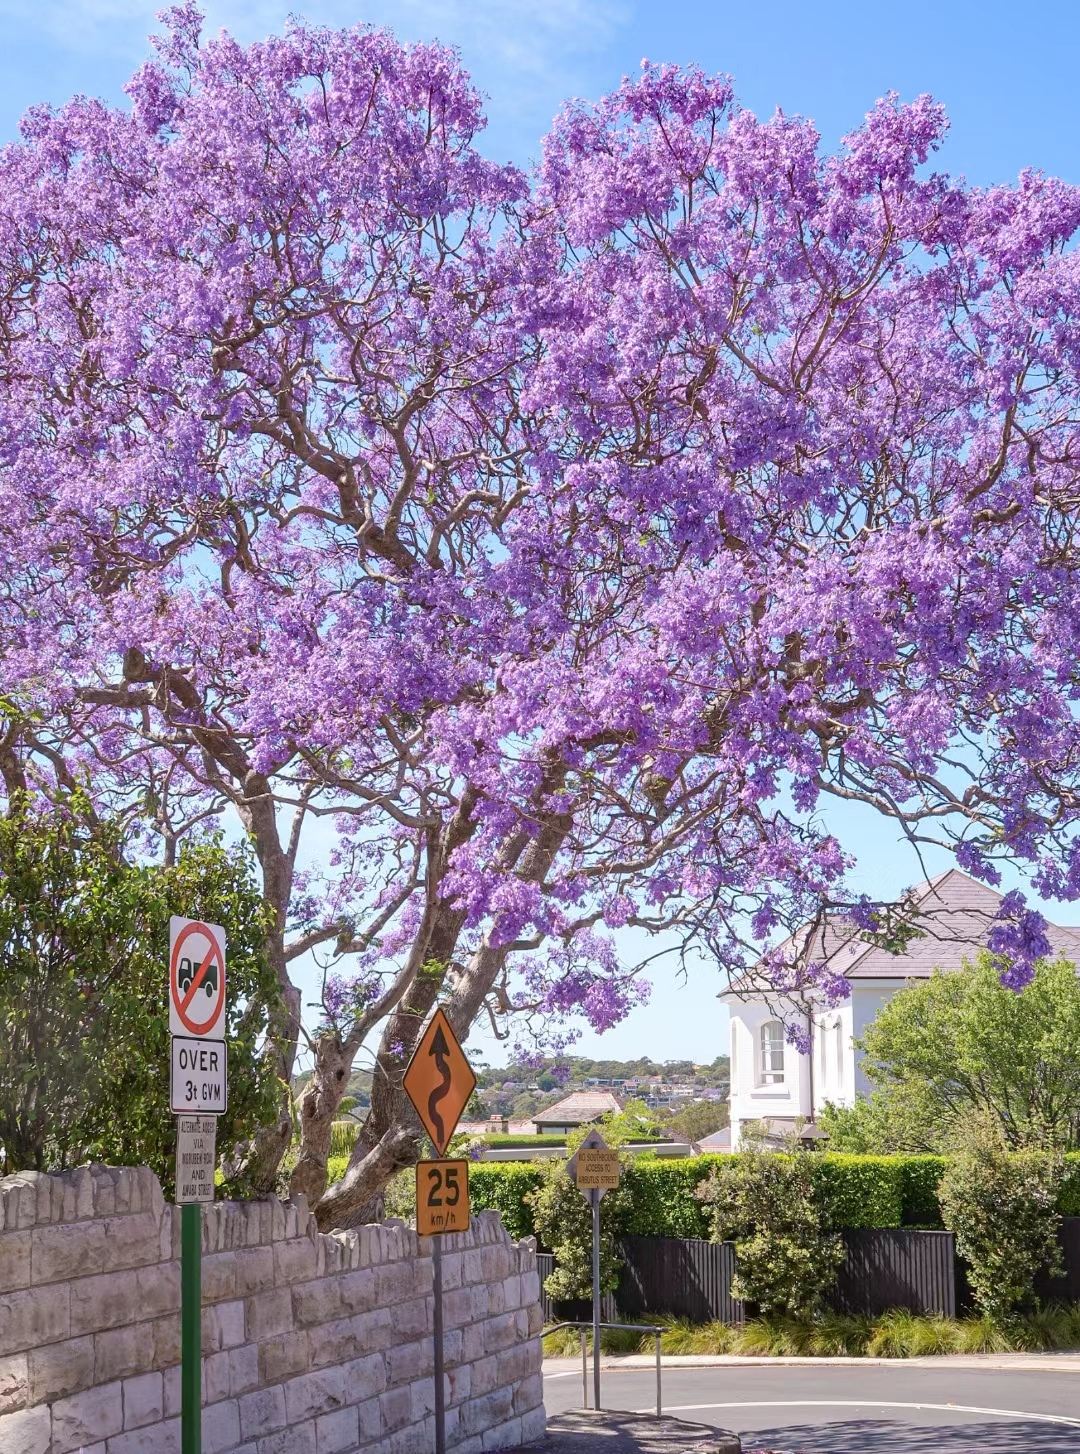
543,1357 -> 1080,1452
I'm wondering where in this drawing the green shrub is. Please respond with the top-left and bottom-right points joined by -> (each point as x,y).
327,1155 -> 348,1185
383,1166 -> 416,1223
938,1117 -> 1064,1318
698,1152 -> 844,1317
526,1157 -> 631,1301
468,1163 -> 544,1241
329,1121 -> 360,1158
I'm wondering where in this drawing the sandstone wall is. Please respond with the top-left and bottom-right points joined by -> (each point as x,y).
0,1166 -> 545,1454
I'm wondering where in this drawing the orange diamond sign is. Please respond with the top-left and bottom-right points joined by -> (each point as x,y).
403,1008 -> 476,1156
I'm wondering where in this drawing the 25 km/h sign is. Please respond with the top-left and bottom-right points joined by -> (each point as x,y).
416,1159 -> 470,1236
169,916 -> 226,1040
403,1008 -> 476,1156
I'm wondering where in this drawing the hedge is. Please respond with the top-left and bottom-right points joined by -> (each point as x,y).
620,1157 -> 721,1238
347,1150 -> 1080,1236
470,1153 -> 918,1239
477,1134 -> 567,1149
896,1155 -> 948,1227
469,1163 -> 544,1240
806,1154 -> 905,1229
1058,1154 -> 1080,1215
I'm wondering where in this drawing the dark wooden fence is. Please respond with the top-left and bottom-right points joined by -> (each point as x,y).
834,1228 -> 956,1317
617,1234 -> 742,1324
538,1220 -> 1080,1327
540,1231 -> 957,1325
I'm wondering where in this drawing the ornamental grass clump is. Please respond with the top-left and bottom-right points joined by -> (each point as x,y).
697,1149 -> 844,1318
938,1115 -> 1064,1319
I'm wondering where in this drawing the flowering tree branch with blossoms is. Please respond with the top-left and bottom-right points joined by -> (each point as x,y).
2,7 -> 1080,1225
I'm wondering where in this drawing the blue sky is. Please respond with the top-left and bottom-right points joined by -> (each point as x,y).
4,0 -> 1078,1065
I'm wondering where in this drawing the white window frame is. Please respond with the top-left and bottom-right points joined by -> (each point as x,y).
758,1019 -> 786,1085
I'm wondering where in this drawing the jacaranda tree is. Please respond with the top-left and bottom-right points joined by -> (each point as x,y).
2,6 -> 1080,1225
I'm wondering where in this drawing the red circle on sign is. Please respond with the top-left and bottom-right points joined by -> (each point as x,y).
170,920 -> 226,1036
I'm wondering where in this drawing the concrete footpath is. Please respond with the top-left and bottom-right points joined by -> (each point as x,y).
520,1409 -> 742,1454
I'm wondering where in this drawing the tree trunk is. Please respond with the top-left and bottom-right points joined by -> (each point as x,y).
234,975 -> 301,1192
229,775 -> 301,1192
289,1033 -> 354,1205
313,915 -> 461,1229
313,794 -> 572,1230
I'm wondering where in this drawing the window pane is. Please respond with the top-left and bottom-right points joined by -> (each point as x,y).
759,1020 -> 785,1083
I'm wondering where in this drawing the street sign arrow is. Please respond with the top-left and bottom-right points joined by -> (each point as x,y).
403,1008 -> 476,1156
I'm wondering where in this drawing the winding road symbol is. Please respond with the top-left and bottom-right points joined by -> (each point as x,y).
427,1023 -> 453,1151
403,1008 -> 476,1156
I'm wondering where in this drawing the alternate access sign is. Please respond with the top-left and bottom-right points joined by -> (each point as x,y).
170,1036 -> 228,1115
169,916 -> 226,1041
175,1115 -> 217,1204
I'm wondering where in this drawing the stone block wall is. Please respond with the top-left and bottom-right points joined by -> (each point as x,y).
0,1166 -> 545,1454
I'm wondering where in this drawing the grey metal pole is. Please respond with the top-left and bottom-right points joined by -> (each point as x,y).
433,1235 -> 446,1454
655,1330 -> 662,1416
580,1329 -> 588,1409
591,1189 -> 601,1412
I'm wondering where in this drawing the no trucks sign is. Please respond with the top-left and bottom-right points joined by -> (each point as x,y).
168,916 -> 227,1040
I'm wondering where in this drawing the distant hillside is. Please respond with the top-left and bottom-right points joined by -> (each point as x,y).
475,1053 -> 729,1090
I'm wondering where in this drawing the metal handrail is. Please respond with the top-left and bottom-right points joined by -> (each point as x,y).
543,1320 -> 664,1416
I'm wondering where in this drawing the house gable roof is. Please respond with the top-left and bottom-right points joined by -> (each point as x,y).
532,1089 -> 622,1126
724,868 -> 1080,995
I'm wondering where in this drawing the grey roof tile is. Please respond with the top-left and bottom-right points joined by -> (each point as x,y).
728,868 -> 1080,992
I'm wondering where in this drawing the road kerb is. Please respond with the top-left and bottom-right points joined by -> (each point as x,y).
544,1351 -> 1080,1374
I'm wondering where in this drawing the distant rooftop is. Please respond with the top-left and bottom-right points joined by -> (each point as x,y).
695,1127 -> 732,1152
533,1089 -> 623,1127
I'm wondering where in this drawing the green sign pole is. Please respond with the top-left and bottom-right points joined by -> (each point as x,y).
181,1201 -> 202,1454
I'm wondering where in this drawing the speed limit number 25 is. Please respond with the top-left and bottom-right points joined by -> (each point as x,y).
416,1158 -> 470,1235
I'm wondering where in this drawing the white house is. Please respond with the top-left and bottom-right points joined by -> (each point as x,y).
723,869 -> 1080,1149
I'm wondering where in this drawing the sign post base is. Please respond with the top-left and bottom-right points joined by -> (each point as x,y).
181,1201 -> 202,1454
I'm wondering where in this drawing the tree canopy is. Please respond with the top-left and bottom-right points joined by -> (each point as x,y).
822,954 -> 1080,1152
0,796 -> 281,1190
2,7 -> 1080,1222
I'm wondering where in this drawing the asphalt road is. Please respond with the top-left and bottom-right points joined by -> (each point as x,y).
543,1360 -> 1080,1452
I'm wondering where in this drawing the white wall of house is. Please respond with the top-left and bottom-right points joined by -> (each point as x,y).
849,982 -> 905,1096
727,980 -> 928,1145
728,997 -> 812,1149
811,998 -> 856,1115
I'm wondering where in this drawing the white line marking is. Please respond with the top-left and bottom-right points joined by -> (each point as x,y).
543,1372 -> 580,1380
643,1400 -> 1080,1428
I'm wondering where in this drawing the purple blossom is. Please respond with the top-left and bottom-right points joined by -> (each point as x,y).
320,971 -> 380,1026
0,10 -> 1077,1131
988,892 -> 1052,991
